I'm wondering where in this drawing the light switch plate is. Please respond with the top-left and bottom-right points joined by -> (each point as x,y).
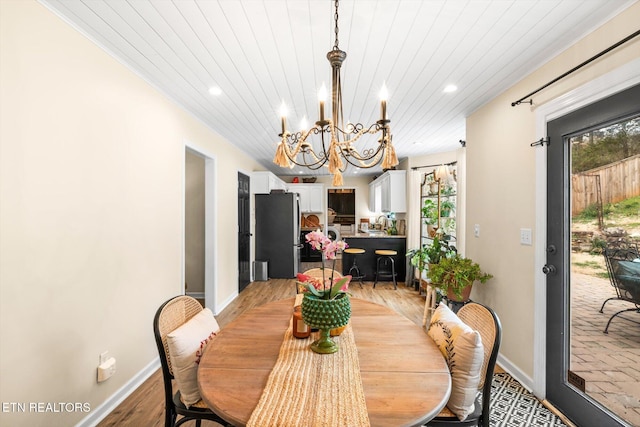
520,228 -> 532,245
474,224 -> 480,238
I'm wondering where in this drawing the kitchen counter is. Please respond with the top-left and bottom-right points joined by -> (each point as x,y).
341,231 -> 406,238
341,235 -> 406,282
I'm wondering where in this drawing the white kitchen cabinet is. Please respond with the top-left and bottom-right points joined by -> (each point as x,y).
251,171 -> 287,194
369,180 -> 376,212
292,183 -> 324,213
369,170 -> 406,213
369,179 -> 381,212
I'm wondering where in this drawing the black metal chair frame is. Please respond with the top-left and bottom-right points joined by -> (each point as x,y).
153,296 -> 230,427
600,244 -> 640,334
345,249 -> 365,288
374,253 -> 398,289
427,302 -> 502,427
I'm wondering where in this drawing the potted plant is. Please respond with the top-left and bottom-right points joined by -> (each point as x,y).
408,245 -> 430,281
422,199 -> 439,236
422,199 -> 438,224
425,233 -> 457,265
297,230 -> 351,354
440,184 -> 456,197
426,255 -> 492,302
440,199 -> 455,218
408,233 -> 457,283
425,173 -> 439,195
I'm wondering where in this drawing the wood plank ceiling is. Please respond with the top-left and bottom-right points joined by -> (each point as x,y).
41,0 -> 635,177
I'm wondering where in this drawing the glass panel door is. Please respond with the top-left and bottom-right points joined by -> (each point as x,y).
568,115 -> 640,426
546,83 -> 640,427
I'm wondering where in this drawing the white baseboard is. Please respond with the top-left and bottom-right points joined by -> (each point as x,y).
497,353 -> 535,394
186,291 -> 205,299
215,291 -> 238,315
75,357 -> 160,427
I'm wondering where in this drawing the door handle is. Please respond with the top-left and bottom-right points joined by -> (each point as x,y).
542,264 -> 557,275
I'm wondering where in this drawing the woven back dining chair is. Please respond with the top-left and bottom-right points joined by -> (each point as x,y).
427,302 -> 502,427
153,295 -> 230,427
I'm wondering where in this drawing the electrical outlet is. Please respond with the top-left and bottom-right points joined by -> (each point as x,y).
474,224 -> 480,238
520,228 -> 532,245
97,357 -> 116,382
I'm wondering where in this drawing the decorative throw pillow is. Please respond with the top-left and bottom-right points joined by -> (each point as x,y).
166,308 -> 220,407
427,302 -> 484,421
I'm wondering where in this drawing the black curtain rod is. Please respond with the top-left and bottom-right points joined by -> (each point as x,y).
411,161 -> 457,171
511,29 -> 640,107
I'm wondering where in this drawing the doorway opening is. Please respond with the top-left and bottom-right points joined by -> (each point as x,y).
184,145 -> 216,311
238,172 -> 251,292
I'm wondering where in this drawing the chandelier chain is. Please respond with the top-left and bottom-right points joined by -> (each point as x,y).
333,0 -> 340,50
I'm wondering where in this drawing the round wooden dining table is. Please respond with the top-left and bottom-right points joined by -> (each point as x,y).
198,298 -> 451,427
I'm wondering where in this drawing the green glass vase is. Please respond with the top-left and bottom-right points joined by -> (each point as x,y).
301,294 -> 351,354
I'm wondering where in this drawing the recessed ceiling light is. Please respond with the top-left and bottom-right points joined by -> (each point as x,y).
443,84 -> 457,93
208,86 -> 222,96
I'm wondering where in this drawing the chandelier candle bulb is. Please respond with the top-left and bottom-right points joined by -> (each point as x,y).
380,83 -> 389,121
279,101 -> 287,135
318,83 -> 327,122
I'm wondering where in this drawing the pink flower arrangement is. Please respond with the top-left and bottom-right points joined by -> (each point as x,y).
298,230 -> 350,300
296,273 -> 350,293
304,230 -> 348,260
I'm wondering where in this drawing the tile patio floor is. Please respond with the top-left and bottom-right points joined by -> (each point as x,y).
571,272 -> 640,426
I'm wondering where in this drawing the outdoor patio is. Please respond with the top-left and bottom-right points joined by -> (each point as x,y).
571,271 -> 640,426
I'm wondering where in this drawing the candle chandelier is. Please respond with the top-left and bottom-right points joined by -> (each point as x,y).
273,0 -> 398,186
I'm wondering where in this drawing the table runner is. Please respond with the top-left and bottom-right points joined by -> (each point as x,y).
246,319 -> 371,427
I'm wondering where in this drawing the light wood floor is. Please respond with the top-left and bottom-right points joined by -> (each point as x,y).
98,272 -> 425,427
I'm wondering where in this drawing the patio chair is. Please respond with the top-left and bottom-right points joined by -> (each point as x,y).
600,243 -> 640,333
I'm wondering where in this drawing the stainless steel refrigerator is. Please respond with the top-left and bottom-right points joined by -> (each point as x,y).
255,192 -> 301,278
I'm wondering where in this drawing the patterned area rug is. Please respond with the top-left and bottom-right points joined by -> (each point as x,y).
490,373 -> 567,426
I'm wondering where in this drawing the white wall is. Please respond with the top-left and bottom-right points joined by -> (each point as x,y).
465,1 -> 640,387
0,1 -> 260,426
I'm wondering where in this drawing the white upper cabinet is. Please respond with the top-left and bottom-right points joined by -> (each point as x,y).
369,170 -> 406,213
369,180 -> 377,212
292,183 -> 324,213
251,171 -> 287,194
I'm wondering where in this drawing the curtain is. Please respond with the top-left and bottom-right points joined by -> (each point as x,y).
405,169 -> 424,285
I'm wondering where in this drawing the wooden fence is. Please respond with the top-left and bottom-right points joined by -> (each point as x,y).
572,154 -> 640,216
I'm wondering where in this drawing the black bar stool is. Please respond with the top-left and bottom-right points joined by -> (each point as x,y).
374,249 -> 398,289
344,248 -> 365,288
